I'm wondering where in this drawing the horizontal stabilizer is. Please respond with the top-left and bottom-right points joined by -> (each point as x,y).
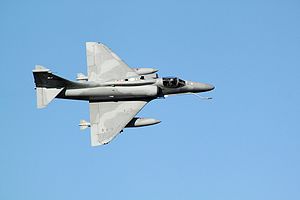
36,87 -> 63,109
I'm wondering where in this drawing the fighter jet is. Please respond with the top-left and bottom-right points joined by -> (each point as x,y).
33,42 -> 214,146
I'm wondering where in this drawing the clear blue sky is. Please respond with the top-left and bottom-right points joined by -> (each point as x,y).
1,0 -> 299,199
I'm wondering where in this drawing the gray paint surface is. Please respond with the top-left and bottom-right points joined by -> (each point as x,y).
32,42 -> 214,146
89,101 -> 148,146
86,42 -> 138,82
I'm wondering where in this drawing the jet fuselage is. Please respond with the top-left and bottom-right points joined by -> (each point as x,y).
57,78 -> 214,101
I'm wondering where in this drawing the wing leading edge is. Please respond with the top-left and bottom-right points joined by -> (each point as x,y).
89,101 -> 149,146
86,42 -> 138,82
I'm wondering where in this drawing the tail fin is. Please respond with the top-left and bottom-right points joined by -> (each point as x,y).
32,65 -> 71,109
33,65 -> 73,88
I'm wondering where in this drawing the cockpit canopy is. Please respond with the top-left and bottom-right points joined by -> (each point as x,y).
162,77 -> 186,88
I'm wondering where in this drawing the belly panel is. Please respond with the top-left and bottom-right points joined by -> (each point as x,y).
64,85 -> 158,100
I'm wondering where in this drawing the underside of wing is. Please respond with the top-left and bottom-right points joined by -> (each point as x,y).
89,100 -> 148,146
86,42 -> 138,82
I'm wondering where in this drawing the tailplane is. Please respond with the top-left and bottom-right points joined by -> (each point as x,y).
35,87 -> 63,109
32,65 -> 72,109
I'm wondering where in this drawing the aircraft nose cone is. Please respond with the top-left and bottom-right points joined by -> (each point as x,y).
193,82 -> 215,92
204,83 -> 215,91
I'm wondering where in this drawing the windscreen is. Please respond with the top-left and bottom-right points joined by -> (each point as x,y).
163,77 -> 185,88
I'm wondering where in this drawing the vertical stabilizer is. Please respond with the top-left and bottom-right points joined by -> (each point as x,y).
33,65 -> 70,109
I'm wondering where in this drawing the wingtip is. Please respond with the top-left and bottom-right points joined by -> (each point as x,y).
86,41 -> 104,45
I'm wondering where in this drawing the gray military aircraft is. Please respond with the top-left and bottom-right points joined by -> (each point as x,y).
33,42 -> 214,146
